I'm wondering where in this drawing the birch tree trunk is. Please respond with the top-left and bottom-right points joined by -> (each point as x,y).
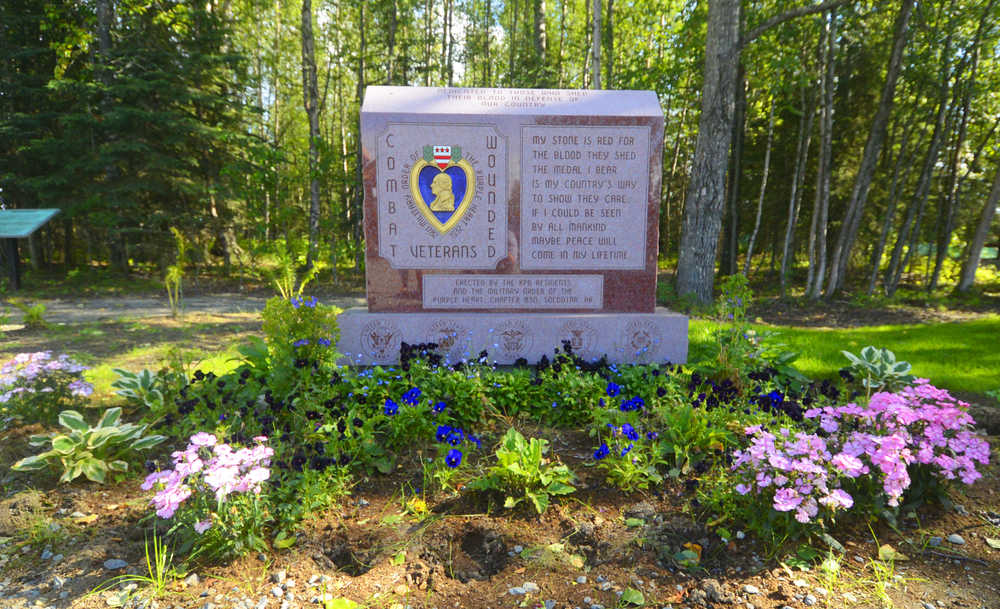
591,0 -> 601,89
301,0 -> 322,270
721,59 -> 746,277
780,84 -> 816,296
352,0 -> 366,272
533,0 -> 547,84
386,0 -> 397,84
806,10 -> 836,299
928,0 -> 994,290
824,0 -> 914,297
885,86 -> 954,296
743,97 -> 775,276
957,161 -> 1000,292
604,0 -> 614,86
866,121 -> 916,295
675,0 -> 739,303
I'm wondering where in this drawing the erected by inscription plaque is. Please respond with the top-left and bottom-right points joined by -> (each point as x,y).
338,86 -> 688,365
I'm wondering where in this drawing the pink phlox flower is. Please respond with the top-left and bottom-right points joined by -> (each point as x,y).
152,484 -> 191,519
773,488 -> 802,512
190,432 -> 218,447
791,457 -> 826,475
68,379 -> 94,397
142,470 -> 173,491
819,415 -> 839,433
250,445 -> 274,464
244,466 -> 270,492
204,464 -> 240,499
744,424 -> 763,436
933,454 -> 957,476
194,519 -> 212,534
794,498 -> 819,523
768,453 -> 792,471
831,453 -> 865,477
735,483 -> 752,495
173,457 -> 204,478
820,489 -> 854,510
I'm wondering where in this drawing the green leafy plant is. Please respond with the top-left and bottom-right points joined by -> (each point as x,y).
593,431 -> 665,492
268,247 -> 319,300
655,402 -> 735,476
164,227 -> 188,318
841,346 -> 915,396
112,368 -> 167,413
468,428 -> 576,514
9,299 -> 48,328
12,408 -> 166,483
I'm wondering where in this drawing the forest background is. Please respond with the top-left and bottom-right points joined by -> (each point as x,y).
2,0 -> 999,304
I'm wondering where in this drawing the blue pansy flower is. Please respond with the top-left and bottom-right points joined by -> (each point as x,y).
384,398 -> 399,416
621,423 -> 639,442
436,425 -> 452,442
401,387 -> 422,406
620,443 -> 633,457
446,428 -> 464,446
606,382 -> 621,397
293,339 -> 309,347
593,443 -> 610,460
291,297 -> 302,308
445,448 -> 463,468
432,401 -> 447,414
467,434 -> 482,449
318,337 -> 331,347
646,431 -> 659,440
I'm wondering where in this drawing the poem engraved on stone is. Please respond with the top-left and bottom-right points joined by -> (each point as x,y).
519,125 -> 650,270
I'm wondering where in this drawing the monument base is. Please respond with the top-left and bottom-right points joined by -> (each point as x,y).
337,308 -> 688,366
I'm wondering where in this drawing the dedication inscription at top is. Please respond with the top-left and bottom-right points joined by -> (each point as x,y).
361,87 -> 664,313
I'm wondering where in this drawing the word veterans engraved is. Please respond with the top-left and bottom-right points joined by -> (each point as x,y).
340,86 -> 688,365
376,123 -> 507,269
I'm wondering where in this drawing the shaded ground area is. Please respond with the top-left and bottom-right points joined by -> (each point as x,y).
1,293 -> 365,326
750,297 -> 998,328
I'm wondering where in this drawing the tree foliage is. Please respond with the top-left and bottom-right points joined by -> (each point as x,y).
2,0 -> 998,296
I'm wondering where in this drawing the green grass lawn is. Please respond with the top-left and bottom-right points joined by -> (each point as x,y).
691,316 -> 1000,395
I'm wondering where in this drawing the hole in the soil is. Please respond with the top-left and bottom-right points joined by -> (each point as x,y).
443,527 -> 508,582
325,540 -> 376,576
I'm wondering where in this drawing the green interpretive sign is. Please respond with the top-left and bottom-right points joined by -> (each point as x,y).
0,209 -> 60,238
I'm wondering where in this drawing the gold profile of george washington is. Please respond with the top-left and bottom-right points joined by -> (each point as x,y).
428,172 -> 455,212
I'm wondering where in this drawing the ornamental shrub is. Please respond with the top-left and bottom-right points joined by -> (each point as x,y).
261,295 -> 342,375
0,352 -> 93,428
143,433 -> 274,564
710,380 -> 990,545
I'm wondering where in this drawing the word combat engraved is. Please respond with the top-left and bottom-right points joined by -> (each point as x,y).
376,123 -> 508,269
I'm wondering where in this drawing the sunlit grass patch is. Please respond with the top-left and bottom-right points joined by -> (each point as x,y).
691,316 -> 1000,395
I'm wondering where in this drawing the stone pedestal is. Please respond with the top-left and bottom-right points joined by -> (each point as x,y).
340,86 -> 689,366
337,307 -> 687,366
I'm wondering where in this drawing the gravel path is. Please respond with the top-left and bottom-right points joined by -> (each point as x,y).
1,293 -> 366,325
